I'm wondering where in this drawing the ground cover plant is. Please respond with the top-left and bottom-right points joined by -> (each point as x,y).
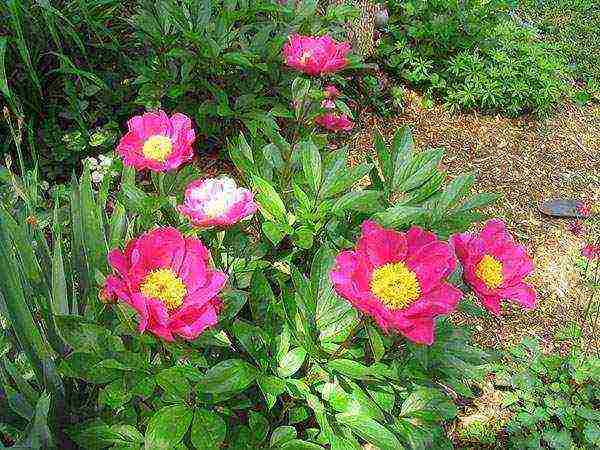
0,32 -> 543,449
377,0 -> 569,116
456,337 -> 600,449
519,0 -> 600,104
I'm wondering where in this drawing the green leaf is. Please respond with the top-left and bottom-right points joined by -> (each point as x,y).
335,413 -> 403,450
584,422 -> 600,445
190,409 -> 226,450
223,51 -> 253,68
51,204 -> 69,315
293,226 -> 314,249
156,367 -> 191,400
312,247 -> 358,343
396,149 -> 444,193
249,411 -> 269,443
80,166 -> 108,274
249,271 -> 277,329
270,426 -> 297,447
391,126 -> 414,191
299,140 -> 322,194
197,359 -> 257,394
253,176 -> 287,225
0,231 -> 49,380
220,289 -> 248,321
291,77 -> 311,102
400,387 -> 457,421
327,360 -> 372,380
144,405 -> 192,450
54,315 -> 123,354
277,347 -> 307,378
437,172 -> 475,211
331,191 -> 382,215
108,201 -> 127,249
13,392 -> 53,449
372,205 -> 424,228
323,162 -> 373,199
231,319 -> 269,367
262,221 -> 287,245
456,192 -> 500,212
366,325 -> 385,362
374,129 -> 392,184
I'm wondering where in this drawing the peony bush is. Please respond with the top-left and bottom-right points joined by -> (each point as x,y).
0,34 -> 536,449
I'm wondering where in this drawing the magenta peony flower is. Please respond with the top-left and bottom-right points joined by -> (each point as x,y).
177,177 -> 258,229
283,34 -> 351,76
103,227 -> 226,341
324,85 -> 341,99
450,219 -> 536,315
582,244 -> 600,260
330,221 -> 462,345
315,113 -> 354,132
116,110 -> 195,172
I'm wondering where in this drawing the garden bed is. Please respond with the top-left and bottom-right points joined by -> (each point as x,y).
351,89 -> 600,353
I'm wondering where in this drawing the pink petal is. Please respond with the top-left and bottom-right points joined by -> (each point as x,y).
498,283 -> 537,309
357,220 -> 407,267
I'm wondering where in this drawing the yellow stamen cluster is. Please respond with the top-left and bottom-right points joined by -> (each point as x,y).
142,135 -> 173,162
370,262 -> 421,310
140,268 -> 187,310
475,254 -> 504,289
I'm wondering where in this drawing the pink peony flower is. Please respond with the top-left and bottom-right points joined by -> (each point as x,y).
282,34 -> 351,76
177,177 -> 258,229
582,244 -> 600,260
330,220 -> 462,345
103,227 -> 227,341
116,110 -> 195,172
315,113 -> 354,132
324,85 -> 341,99
450,219 -> 536,315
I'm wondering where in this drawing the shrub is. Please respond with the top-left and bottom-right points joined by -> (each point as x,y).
378,0 -> 569,116
519,0 -> 600,104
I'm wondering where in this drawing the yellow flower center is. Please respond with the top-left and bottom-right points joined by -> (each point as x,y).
142,135 -> 172,162
475,254 -> 503,289
140,268 -> 187,310
370,262 -> 421,310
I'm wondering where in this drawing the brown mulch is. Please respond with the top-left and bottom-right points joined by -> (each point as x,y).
350,89 -> 600,353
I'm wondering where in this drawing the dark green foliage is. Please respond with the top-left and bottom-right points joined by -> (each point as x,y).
494,338 -> 600,449
378,0 -> 569,116
0,0 -> 354,179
